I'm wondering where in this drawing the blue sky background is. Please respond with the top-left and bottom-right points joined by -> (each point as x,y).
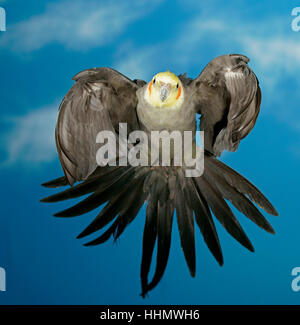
0,0 -> 300,305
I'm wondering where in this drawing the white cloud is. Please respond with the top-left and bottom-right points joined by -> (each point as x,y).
2,105 -> 58,165
242,36 -> 300,76
0,0 -> 162,52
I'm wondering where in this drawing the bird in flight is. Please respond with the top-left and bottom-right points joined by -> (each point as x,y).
41,54 -> 278,297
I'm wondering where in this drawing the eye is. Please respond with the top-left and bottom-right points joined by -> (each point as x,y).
153,78 -> 156,84
176,83 -> 179,89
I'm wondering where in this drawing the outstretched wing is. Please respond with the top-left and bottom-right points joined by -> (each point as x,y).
190,54 -> 261,156
56,67 -> 143,185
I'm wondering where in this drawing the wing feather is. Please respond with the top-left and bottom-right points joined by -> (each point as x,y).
191,54 -> 261,156
55,68 -> 142,185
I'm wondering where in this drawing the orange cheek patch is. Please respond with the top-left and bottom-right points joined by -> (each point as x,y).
176,85 -> 181,100
148,80 -> 153,95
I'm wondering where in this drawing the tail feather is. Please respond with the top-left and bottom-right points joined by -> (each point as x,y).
208,156 -> 278,216
41,154 -> 278,297
40,166 -> 131,203
189,178 -> 224,266
77,168 -> 148,239
141,170 -> 174,297
195,175 -> 255,252
52,168 -> 136,217
175,169 -> 196,277
41,176 -> 68,188
83,217 -> 119,246
140,184 -> 159,297
113,179 -> 148,241
85,170 -> 149,246
144,183 -> 174,295
205,162 -> 274,233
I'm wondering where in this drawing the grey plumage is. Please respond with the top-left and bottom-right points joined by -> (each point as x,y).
56,68 -> 140,185
41,54 -> 278,297
192,54 -> 261,155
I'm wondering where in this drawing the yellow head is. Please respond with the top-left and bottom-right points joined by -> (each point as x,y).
145,71 -> 184,108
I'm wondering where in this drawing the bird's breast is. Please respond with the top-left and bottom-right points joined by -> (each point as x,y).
136,87 -> 196,134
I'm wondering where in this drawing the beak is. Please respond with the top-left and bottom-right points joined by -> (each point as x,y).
160,83 -> 171,102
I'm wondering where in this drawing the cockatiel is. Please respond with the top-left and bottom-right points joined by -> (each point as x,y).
41,54 -> 278,297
